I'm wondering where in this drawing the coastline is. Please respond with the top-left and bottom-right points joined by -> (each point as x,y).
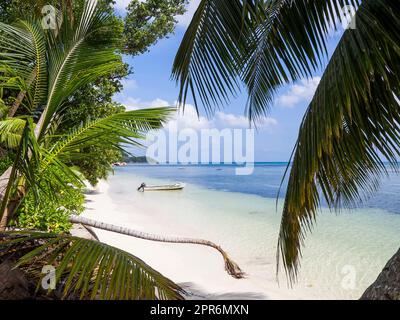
82,180 -> 312,300
81,169 -> 400,300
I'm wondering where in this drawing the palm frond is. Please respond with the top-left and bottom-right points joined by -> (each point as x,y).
278,0 -> 400,283
0,231 -> 184,300
0,119 -> 40,226
172,0 -> 256,115
0,118 -> 27,148
41,108 -> 173,170
173,0 -> 361,120
39,0 -> 121,139
18,20 -> 47,110
242,0 -> 359,120
0,22 -> 36,81
0,20 -> 47,113
23,108 -> 173,205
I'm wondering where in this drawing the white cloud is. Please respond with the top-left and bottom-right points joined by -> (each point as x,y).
149,98 -> 170,108
215,112 -> 249,128
276,77 -> 321,108
117,94 -> 278,130
177,0 -> 200,27
114,0 -> 131,11
169,104 -> 212,131
120,79 -> 138,92
215,112 -> 277,130
169,103 -> 277,131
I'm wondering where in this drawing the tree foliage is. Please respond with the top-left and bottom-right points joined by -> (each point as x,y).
0,0 -> 179,300
0,0 -> 186,184
123,0 -> 187,55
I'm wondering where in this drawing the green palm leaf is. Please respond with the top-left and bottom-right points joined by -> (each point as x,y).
43,108 -> 173,164
19,20 -> 48,110
0,21 -> 36,81
0,118 -> 27,148
0,231 -> 184,300
0,20 -> 47,113
278,0 -> 400,282
37,0 -> 121,139
34,108 -> 173,198
173,0 -> 361,120
172,0 -> 254,114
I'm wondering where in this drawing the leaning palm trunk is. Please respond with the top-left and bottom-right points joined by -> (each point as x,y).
69,215 -> 244,279
0,169 -> 15,230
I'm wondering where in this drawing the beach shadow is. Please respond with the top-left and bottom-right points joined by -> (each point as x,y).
178,282 -> 268,300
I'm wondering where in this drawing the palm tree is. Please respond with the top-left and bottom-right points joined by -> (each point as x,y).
172,0 -> 400,287
0,0 -> 242,299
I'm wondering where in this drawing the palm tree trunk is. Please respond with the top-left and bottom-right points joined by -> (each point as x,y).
66,0 -> 74,24
0,99 -> 46,229
8,69 -> 37,118
0,168 -> 13,230
8,91 -> 27,117
0,69 -> 38,225
69,215 -> 244,279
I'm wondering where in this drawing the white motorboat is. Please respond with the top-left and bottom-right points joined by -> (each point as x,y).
137,182 -> 185,192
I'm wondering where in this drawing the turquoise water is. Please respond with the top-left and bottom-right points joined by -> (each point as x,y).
108,164 -> 400,299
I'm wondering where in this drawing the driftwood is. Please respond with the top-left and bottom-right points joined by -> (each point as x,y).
69,215 -> 244,279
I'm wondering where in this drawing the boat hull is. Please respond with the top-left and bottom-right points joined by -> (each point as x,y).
142,183 -> 186,191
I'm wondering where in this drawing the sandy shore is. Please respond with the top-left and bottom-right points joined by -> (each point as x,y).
81,180 -> 314,300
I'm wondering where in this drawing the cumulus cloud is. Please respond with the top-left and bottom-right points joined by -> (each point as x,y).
113,0 -> 131,11
168,104 -> 211,132
168,103 -> 277,131
120,79 -> 138,91
117,93 -> 278,130
276,77 -> 321,108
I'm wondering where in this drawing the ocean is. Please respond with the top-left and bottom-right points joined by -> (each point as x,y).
106,163 -> 400,299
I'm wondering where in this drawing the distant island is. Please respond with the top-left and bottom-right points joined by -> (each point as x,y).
120,155 -> 158,164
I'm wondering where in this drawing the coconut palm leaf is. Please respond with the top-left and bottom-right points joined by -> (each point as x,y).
18,20 -> 48,111
172,0 -> 261,115
37,0 -> 121,139
0,22 -> 37,81
34,108 -> 174,200
172,0 -> 360,120
42,108 -> 173,165
0,231 -> 184,300
0,20 -> 47,114
0,118 -> 41,228
0,118 -> 27,148
278,0 -> 400,282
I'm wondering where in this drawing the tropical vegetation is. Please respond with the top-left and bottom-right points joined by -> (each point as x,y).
0,0 -> 183,299
1,0 -> 398,300
0,0 -> 242,300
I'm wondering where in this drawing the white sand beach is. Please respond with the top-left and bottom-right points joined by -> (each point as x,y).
82,180 -> 313,300
80,170 -> 400,300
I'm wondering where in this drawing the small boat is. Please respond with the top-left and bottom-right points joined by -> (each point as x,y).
137,182 -> 185,192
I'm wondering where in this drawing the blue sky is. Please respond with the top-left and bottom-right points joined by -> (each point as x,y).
113,0 -> 344,161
